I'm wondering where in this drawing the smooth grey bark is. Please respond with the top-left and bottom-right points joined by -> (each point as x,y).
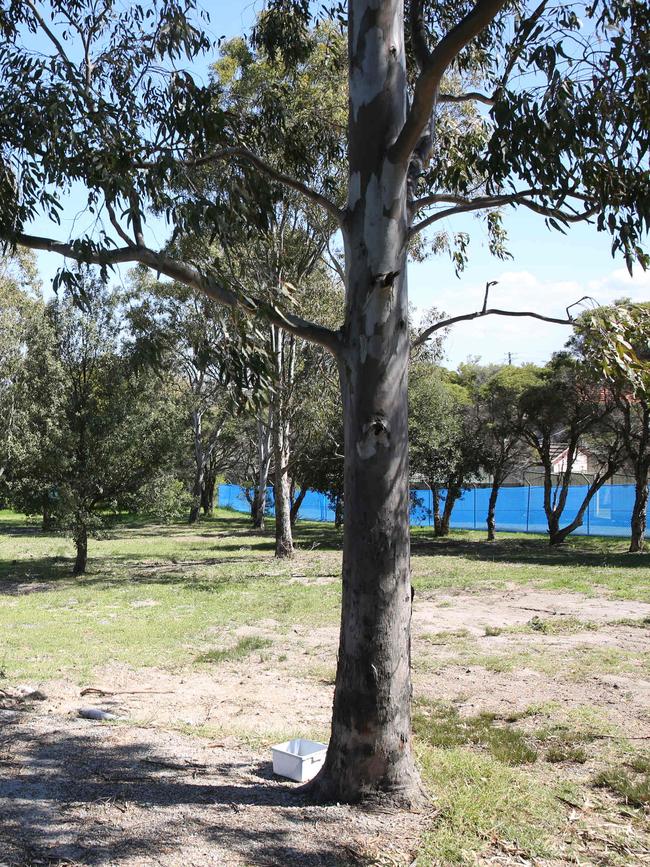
252,414 -> 272,529
271,327 -> 294,558
306,0 -> 421,803
188,409 -> 204,524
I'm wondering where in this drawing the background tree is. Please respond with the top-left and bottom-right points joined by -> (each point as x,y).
10,274 -> 182,574
0,250 -> 41,491
574,302 -> 650,552
0,0 -> 647,803
409,362 -> 466,534
127,273 -> 267,524
520,354 -> 625,545
474,365 -> 536,540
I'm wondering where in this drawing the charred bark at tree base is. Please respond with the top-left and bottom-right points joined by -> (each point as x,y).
300,759 -> 426,807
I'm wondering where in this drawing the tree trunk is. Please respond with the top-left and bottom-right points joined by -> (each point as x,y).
431,484 -> 442,535
290,485 -> 308,528
272,326 -> 293,559
629,475 -> 648,553
252,414 -> 272,529
437,479 -> 462,537
307,0 -> 421,803
201,468 -> 216,517
548,470 -> 616,544
188,410 -> 204,524
486,478 -> 501,541
42,497 -> 56,531
188,464 -> 203,524
73,522 -> 88,575
334,494 -> 344,530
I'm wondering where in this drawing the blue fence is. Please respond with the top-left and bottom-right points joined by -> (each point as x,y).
218,482 -> 639,538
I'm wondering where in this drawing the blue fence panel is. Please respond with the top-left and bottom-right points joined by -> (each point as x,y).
218,482 -> 641,538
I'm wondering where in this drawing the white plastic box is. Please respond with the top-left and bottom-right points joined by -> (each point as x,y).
271,738 -> 327,782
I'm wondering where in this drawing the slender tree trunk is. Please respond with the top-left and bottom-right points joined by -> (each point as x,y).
42,497 -> 55,531
549,470 -> 616,544
73,522 -> 88,575
252,414 -> 272,529
334,494 -> 344,530
189,465 -> 204,524
271,332 -> 293,558
486,477 -> 501,541
629,474 -> 648,553
273,416 -> 293,557
188,410 -> 204,524
201,468 -> 216,517
290,485 -> 307,528
307,0 -> 421,803
437,478 -> 462,537
432,484 -> 442,535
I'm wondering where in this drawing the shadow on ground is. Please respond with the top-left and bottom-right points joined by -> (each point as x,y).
0,716 -> 378,867
411,533 -> 647,569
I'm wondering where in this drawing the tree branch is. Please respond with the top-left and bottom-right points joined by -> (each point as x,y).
410,191 -> 598,236
14,232 -> 343,355
104,200 -> 135,247
498,0 -> 548,92
438,91 -> 495,106
24,0 -> 95,113
391,0 -> 508,164
413,300 -> 576,348
138,146 -> 344,226
410,0 -> 431,70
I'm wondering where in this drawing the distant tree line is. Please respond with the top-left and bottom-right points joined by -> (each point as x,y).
1,251 -> 648,573
409,303 -> 650,553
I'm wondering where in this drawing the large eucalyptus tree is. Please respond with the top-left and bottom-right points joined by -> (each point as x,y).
0,0 -> 647,803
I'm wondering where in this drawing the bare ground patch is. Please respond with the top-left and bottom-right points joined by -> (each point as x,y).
2,585 -> 650,865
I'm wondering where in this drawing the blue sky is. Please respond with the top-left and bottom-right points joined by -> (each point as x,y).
29,0 -> 648,369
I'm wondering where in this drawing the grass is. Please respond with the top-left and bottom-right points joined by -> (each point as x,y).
594,765 -> 650,807
0,509 -> 342,681
2,508 -> 650,864
414,699 -> 538,765
417,747 -> 562,864
411,526 -> 650,601
195,636 -> 272,664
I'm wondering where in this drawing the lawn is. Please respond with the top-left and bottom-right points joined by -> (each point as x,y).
1,508 -> 649,865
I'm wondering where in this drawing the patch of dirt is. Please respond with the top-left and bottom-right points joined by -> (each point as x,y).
0,711 -> 422,866
411,587 -> 650,734
2,585 -> 650,865
414,586 -> 650,634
